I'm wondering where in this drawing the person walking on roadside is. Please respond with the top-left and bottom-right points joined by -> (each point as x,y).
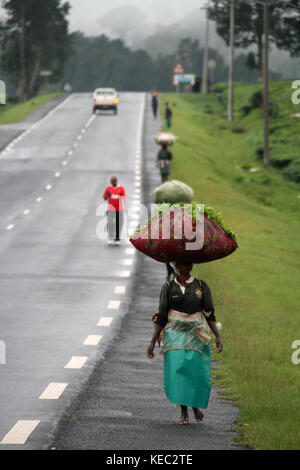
147,261 -> 223,425
165,102 -> 172,128
157,143 -> 172,183
151,88 -> 159,119
103,176 -> 127,246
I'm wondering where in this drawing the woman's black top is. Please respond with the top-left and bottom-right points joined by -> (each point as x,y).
155,277 -> 216,328
157,149 -> 172,161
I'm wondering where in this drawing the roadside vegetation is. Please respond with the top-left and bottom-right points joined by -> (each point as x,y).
0,92 -> 62,125
215,79 -> 300,186
160,81 -> 300,449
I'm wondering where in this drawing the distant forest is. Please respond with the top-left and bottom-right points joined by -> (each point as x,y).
62,32 -> 281,93
1,1 -> 299,99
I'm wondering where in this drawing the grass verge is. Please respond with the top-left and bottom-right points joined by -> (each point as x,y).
0,93 -> 63,124
160,85 -> 300,450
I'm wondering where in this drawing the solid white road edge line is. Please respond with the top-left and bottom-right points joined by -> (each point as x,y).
0,94 -> 75,158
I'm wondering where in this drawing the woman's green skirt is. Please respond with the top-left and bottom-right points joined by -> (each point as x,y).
163,346 -> 211,409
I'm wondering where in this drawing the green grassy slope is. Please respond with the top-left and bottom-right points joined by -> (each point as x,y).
216,79 -> 300,184
160,82 -> 300,450
0,93 -> 63,124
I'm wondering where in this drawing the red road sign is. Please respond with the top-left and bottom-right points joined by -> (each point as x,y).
173,62 -> 185,75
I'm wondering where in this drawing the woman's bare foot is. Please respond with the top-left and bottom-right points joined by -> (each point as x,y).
177,405 -> 189,425
192,408 -> 204,422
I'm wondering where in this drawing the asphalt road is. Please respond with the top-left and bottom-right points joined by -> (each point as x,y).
0,92 -> 146,449
0,92 -> 242,451
50,97 -> 242,451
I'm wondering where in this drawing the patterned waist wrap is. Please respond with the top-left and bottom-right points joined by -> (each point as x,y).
160,309 -> 211,355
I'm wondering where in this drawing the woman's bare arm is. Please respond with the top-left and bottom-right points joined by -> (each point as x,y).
147,324 -> 164,359
207,320 -> 223,353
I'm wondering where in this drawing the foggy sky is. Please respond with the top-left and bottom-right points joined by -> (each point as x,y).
68,0 -> 207,35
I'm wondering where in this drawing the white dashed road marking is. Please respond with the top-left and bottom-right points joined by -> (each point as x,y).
39,383 -> 68,400
119,271 -> 131,278
122,259 -> 133,266
83,335 -> 103,346
64,356 -> 88,369
85,114 -> 96,129
107,300 -> 121,310
0,92 -> 146,443
114,286 -> 126,294
97,317 -> 113,327
0,420 -> 40,445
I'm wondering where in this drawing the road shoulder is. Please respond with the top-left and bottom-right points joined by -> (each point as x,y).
0,94 -> 69,152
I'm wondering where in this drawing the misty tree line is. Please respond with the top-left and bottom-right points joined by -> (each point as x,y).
208,0 -> 300,81
58,32 -> 283,93
55,33 -> 279,91
0,0 -> 72,101
63,32 -> 254,93
1,0 -> 300,100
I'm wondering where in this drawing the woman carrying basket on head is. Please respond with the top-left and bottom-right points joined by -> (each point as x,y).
130,203 -> 237,424
147,261 -> 223,425
157,143 -> 173,183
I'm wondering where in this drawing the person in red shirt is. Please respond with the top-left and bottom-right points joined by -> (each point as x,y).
103,176 -> 127,245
